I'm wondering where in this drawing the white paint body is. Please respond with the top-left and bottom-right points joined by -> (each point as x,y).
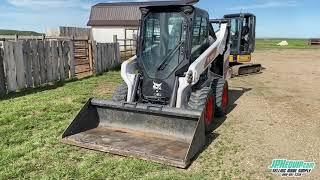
121,23 -> 230,107
121,55 -> 138,102
176,23 -> 229,108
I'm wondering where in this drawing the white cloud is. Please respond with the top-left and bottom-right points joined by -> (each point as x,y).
6,0 -> 93,10
228,1 -> 298,10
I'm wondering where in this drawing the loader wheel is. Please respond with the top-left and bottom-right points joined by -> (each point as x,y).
212,78 -> 229,117
188,87 -> 215,133
112,82 -> 128,101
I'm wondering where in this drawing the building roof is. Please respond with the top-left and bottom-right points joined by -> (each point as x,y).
87,5 -> 141,26
87,0 -> 199,27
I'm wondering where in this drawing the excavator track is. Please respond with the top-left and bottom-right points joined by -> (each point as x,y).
231,63 -> 262,77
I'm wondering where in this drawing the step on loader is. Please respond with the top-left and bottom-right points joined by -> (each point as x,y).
62,0 -> 235,168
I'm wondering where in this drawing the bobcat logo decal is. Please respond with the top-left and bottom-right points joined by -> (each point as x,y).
153,82 -> 162,91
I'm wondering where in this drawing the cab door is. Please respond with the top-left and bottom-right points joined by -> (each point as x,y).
225,14 -> 256,54
238,15 -> 256,55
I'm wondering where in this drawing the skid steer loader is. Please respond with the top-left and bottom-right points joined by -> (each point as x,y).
62,1 -> 231,168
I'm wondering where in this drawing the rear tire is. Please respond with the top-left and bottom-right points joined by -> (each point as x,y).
112,82 -> 128,101
212,78 -> 229,117
188,87 -> 215,133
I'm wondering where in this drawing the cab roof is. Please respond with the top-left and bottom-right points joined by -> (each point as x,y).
224,13 -> 255,18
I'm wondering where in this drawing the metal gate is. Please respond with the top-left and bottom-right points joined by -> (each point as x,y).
116,29 -> 138,60
73,38 -> 93,77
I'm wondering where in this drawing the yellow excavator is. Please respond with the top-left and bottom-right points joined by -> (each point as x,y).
223,13 -> 261,76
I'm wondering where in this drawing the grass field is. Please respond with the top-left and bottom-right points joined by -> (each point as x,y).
255,38 -> 317,49
0,72 -> 246,179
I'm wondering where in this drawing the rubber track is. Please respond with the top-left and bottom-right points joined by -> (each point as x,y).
212,78 -> 227,117
188,87 -> 211,111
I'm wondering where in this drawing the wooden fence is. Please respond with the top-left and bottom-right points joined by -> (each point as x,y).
0,49 -> 6,95
59,27 -> 92,39
0,40 -> 120,95
0,40 -> 74,94
93,42 -> 121,75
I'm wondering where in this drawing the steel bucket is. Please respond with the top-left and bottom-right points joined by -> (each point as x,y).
61,98 -> 206,168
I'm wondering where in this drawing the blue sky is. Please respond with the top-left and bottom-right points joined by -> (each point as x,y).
0,0 -> 319,38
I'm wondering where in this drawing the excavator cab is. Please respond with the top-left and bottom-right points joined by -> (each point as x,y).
224,13 -> 256,63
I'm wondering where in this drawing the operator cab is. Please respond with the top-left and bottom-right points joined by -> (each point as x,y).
224,13 -> 256,55
138,5 -> 216,104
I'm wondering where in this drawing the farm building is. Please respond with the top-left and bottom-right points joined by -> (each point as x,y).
87,2 -> 143,43
87,1 -> 197,43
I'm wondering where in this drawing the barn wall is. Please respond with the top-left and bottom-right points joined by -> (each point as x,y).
92,27 -> 124,43
91,26 -> 137,43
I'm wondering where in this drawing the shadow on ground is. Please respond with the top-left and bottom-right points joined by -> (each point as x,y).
0,68 -> 122,101
0,79 -> 76,101
0,75 -> 99,101
211,87 -> 252,131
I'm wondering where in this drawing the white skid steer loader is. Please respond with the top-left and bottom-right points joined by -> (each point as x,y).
62,0 -> 234,168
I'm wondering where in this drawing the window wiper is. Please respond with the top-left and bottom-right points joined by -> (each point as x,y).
157,41 -> 183,70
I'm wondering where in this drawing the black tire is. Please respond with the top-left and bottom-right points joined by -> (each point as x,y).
212,78 -> 229,117
188,87 -> 215,133
112,82 -> 128,101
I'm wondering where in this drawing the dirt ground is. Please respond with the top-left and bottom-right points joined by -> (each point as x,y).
194,49 -> 319,179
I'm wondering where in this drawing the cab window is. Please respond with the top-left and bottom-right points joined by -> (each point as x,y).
191,14 -> 208,61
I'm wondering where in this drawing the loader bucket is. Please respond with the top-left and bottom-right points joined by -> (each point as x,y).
62,98 -> 206,168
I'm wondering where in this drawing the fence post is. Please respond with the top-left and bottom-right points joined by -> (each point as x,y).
23,40 -> 34,88
115,42 -> 121,65
38,40 -> 46,84
110,43 -> 115,68
113,36 -> 118,61
14,40 -> 26,90
106,44 -> 111,69
68,40 -> 76,78
3,41 -> 18,92
88,40 -> 93,75
45,40 -> 53,83
97,43 -> 102,75
31,40 -> 41,86
92,41 -> 98,75
0,48 -> 6,95
58,41 -> 65,81
113,35 -> 117,43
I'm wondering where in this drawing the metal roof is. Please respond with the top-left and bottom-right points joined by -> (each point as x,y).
87,0 -> 199,27
88,5 -> 141,26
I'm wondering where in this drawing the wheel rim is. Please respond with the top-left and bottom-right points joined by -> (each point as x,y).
204,96 -> 214,125
222,84 -> 228,109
